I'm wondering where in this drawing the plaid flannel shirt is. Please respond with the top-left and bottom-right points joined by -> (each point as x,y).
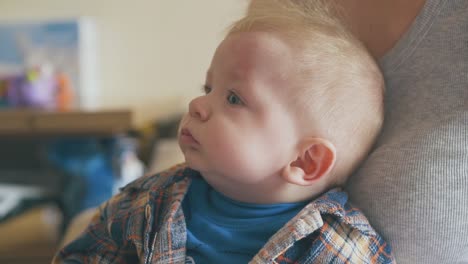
53,164 -> 395,264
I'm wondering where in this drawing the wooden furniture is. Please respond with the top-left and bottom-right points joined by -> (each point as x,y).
0,109 -> 132,264
0,109 -> 132,136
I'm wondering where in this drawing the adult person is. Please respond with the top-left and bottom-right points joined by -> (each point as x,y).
341,0 -> 468,263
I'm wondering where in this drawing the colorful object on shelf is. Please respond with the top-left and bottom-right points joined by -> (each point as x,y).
0,65 -> 74,110
0,80 -> 8,108
56,72 -> 74,111
0,19 -> 97,109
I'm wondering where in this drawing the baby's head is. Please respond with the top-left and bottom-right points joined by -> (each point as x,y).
178,0 -> 384,203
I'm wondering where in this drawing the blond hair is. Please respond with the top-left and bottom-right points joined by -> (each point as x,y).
229,0 -> 385,185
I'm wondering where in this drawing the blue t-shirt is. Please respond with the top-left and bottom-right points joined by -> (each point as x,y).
182,176 -> 308,264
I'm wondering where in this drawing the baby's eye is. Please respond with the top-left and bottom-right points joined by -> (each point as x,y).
203,85 -> 212,94
227,92 -> 243,105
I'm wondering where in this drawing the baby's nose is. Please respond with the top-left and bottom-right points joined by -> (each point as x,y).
188,96 -> 211,121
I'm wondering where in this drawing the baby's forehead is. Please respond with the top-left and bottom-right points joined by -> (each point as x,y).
218,31 -> 339,83
209,31 -> 320,104
215,32 -> 297,72
222,31 -> 291,56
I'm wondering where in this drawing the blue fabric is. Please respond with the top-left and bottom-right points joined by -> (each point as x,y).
182,176 -> 308,264
46,138 -> 115,210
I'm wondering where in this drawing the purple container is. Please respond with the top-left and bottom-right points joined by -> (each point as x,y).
6,70 -> 58,110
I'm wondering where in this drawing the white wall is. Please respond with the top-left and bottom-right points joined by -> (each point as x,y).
0,0 -> 246,125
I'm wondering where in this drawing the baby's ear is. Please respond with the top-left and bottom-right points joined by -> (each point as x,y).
281,138 -> 336,186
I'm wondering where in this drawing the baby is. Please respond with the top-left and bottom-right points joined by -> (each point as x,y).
54,1 -> 394,263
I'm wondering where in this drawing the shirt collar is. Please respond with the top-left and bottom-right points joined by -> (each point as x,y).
252,188 -> 376,263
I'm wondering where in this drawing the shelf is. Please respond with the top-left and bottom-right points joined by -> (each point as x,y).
0,109 -> 132,136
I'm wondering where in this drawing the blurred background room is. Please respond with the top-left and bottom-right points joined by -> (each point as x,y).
0,1 -> 246,263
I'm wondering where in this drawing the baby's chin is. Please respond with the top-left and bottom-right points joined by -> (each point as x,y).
182,153 -> 205,173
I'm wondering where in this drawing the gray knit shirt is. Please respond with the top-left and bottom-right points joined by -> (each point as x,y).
346,0 -> 468,263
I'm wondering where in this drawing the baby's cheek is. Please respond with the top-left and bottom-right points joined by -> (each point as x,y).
209,135 -> 251,167
210,136 -> 245,161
